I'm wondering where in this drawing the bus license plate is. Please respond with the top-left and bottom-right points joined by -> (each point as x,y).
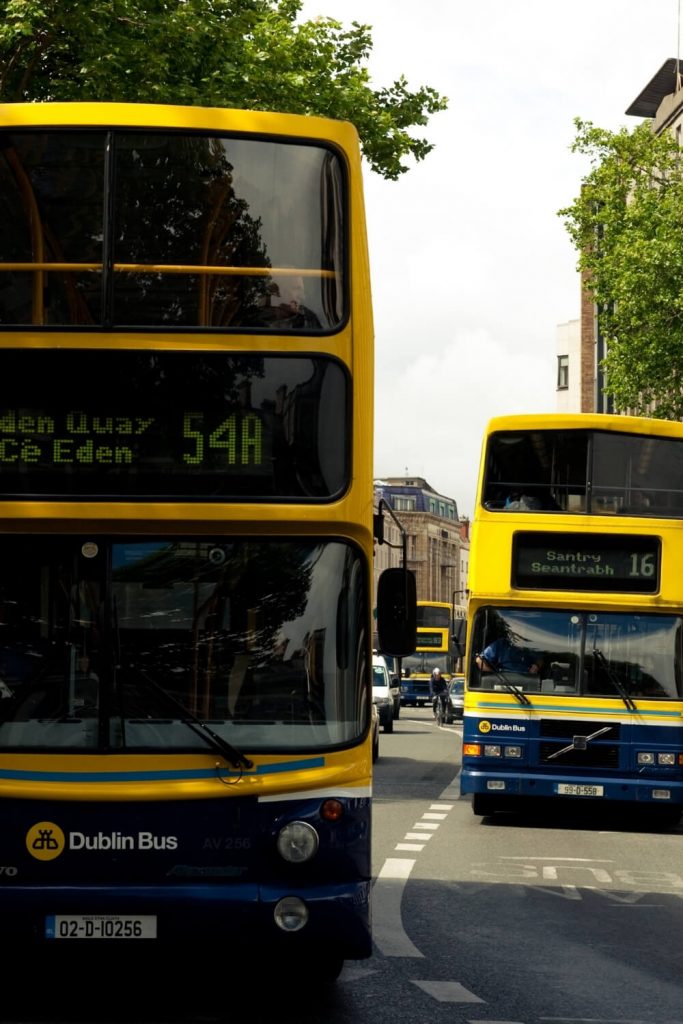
556,783 -> 604,797
46,915 -> 157,939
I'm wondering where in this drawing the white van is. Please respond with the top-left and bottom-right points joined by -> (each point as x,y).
373,651 -> 400,719
372,653 -> 395,733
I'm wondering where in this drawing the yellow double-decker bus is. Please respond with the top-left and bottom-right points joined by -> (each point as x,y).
400,601 -> 457,707
461,413 -> 683,824
0,101 -> 413,979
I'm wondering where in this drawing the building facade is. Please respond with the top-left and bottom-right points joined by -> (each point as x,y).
555,318 -> 581,412
373,477 -> 469,616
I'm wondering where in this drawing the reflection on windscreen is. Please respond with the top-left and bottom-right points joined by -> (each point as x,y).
402,653 -> 451,676
470,607 -> 683,700
482,429 -> 683,517
0,130 -> 345,330
0,537 -> 367,753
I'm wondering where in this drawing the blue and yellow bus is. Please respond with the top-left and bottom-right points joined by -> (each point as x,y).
0,101 -> 413,979
461,413 -> 683,824
400,600 -> 457,706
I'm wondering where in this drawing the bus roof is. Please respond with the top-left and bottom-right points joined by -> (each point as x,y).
0,101 -> 361,148
484,412 -> 683,441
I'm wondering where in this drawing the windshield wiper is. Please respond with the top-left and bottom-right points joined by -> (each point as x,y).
484,666 -> 531,705
136,671 -> 253,770
593,648 -> 637,711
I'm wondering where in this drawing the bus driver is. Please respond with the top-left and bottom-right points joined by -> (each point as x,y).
476,637 -> 542,676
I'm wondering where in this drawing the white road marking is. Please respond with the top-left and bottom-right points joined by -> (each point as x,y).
378,858 -> 416,879
411,980 -> 484,1002
372,858 -> 424,958
373,789 -> 458,960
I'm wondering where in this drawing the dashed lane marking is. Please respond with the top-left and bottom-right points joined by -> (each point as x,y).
374,801 -> 457,957
411,980 -> 485,1002
378,857 -> 416,880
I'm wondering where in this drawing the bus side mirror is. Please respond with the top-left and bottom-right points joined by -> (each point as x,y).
376,568 -> 416,658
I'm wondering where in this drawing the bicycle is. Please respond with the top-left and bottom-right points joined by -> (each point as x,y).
432,690 -> 449,726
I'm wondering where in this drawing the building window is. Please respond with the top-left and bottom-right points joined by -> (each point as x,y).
557,354 -> 569,390
394,496 -> 416,511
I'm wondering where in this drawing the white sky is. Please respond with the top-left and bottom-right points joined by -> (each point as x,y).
298,0 -> 681,518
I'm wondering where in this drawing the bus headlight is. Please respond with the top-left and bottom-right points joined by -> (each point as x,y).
658,753 -> 676,766
637,752 -> 655,765
484,745 -> 501,757
274,896 -> 309,932
504,746 -> 522,758
277,821 -> 319,863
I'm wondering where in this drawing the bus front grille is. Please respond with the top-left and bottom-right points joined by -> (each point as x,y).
539,742 -> 620,769
539,719 -> 622,741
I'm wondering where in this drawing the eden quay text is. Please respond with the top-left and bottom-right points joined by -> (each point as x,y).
69,831 -> 178,851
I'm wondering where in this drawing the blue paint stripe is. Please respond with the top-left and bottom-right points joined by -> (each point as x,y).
255,757 -> 325,774
0,756 -> 326,784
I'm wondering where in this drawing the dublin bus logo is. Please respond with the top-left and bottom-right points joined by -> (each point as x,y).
26,822 -> 65,861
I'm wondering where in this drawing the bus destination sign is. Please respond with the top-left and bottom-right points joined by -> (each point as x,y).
416,630 -> 446,650
512,532 -> 660,594
0,350 -> 348,501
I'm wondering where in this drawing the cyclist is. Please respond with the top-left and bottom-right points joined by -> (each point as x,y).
430,667 -> 449,723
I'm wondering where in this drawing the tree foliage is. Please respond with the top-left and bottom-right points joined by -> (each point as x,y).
559,117 -> 683,418
0,0 -> 447,180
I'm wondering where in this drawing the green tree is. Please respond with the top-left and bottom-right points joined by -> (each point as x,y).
0,0 -> 447,181
559,117 -> 683,418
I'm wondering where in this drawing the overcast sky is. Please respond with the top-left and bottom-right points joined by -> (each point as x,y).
298,0 -> 680,517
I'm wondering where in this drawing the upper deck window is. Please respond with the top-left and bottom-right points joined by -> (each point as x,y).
0,129 -> 345,331
482,428 -> 683,517
416,605 -> 450,628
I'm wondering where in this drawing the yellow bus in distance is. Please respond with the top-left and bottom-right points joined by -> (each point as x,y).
400,600 -> 458,707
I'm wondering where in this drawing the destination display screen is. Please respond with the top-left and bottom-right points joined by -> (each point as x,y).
512,532 -> 661,593
0,351 -> 349,501
416,630 -> 446,650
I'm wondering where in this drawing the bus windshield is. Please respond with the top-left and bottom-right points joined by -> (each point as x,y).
402,653 -> 452,677
470,606 -> 683,700
0,537 -> 366,752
